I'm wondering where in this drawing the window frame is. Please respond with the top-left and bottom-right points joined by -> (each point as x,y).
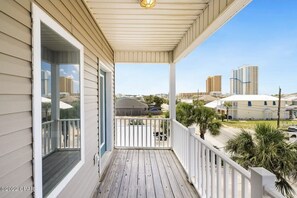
32,3 -> 85,197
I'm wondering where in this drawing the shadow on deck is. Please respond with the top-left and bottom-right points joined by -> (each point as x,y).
95,149 -> 199,198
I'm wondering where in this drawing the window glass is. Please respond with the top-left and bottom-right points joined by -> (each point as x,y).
248,101 -> 252,106
273,101 -> 276,105
264,101 -> 267,105
41,22 -> 81,197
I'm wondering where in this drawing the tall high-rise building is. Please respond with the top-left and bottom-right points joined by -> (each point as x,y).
206,75 -> 221,94
60,76 -> 73,94
230,65 -> 258,95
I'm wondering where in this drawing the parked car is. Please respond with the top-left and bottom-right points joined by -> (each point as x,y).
288,126 -> 297,132
153,131 -> 167,141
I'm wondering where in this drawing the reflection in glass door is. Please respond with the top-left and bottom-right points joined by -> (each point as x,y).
100,70 -> 107,156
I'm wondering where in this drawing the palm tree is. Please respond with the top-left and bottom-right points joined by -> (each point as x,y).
176,102 -> 195,127
225,123 -> 297,198
223,101 -> 232,121
194,106 -> 222,139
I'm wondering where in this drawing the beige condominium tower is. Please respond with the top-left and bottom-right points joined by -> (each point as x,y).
230,65 -> 258,95
206,75 -> 221,95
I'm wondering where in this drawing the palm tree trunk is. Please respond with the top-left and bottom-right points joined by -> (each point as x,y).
200,132 -> 205,140
227,107 -> 229,122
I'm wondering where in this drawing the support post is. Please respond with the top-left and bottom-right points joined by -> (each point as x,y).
250,167 -> 277,198
169,63 -> 176,120
169,63 -> 176,149
188,127 -> 195,183
51,64 -> 60,149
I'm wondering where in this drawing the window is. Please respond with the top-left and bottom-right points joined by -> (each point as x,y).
273,101 -> 276,105
33,4 -> 84,197
248,101 -> 252,106
264,101 -> 267,105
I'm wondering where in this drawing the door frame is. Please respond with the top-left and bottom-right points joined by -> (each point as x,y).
98,60 -> 114,174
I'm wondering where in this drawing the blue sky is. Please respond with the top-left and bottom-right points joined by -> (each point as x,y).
116,0 -> 297,95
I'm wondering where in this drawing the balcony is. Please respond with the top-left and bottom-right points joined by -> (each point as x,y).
92,117 -> 284,198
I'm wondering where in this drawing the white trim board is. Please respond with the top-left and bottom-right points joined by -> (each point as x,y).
98,61 -> 114,175
32,3 -> 85,197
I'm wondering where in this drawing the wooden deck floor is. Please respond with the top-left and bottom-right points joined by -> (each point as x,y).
96,149 -> 199,198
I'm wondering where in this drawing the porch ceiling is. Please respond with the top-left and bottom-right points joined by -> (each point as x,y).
84,0 -> 252,63
85,0 -> 209,52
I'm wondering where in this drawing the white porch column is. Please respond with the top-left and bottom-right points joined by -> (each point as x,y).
51,64 -> 60,149
169,63 -> 176,119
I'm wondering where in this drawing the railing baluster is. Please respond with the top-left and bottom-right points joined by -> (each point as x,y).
124,119 -> 126,147
211,152 -> 215,197
224,162 -> 229,198
206,148 -> 210,198
241,175 -> 247,198
198,140 -> 202,191
150,119 -> 152,147
202,144 -> 206,197
232,169 -> 237,198
63,120 -> 66,148
217,156 -> 222,198
71,120 -> 75,148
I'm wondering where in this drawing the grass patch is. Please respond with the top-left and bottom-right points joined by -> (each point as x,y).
223,120 -> 297,130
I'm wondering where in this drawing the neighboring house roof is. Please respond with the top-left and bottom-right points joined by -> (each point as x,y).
220,95 -> 281,102
204,100 -> 225,110
198,95 -> 217,102
116,97 -> 148,109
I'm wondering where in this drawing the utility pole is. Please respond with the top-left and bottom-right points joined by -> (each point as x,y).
277,87 -> 281,128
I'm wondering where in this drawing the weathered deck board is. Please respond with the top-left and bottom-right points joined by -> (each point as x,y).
96,149 -> 199,198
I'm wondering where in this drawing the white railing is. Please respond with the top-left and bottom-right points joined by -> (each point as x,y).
115,117 -> 171,148
172,119 -> 282,198
42,120 -> 55,156
264,186 -> 285,198
42,119 -> 81,157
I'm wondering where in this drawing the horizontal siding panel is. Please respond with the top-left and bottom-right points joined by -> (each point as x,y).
0,53 -> 31,78
15,0 -> 31,12
0,95 -> 31,115
84,87 -> 98,96
85,64 -> 98,77
0,145 -> 32,177
0,129 -> 32,158
73,0 -> 114,57
63,0 -> 113,62
85,79 -> 98,89
0,74 -> 31,95
85,71 -> 98,83
0,161 -> 33,197
0,33 -> 31,61
0,0 -> 31,28
0,12 -> 31,45
0,112 -> 32,136
35,0 -> 72,32
85,103 -> 98,113
85,96 -> 98,104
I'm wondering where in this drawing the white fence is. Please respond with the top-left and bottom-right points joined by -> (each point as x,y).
115,117 -> 171,148
42,119 -> 81,157
171,119 -> 284,198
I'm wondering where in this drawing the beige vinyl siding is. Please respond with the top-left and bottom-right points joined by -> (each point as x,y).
0,0 -> 114,198
0,1 -> 33,198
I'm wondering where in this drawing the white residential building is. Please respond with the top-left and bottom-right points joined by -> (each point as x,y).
206,95 -> 290,120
